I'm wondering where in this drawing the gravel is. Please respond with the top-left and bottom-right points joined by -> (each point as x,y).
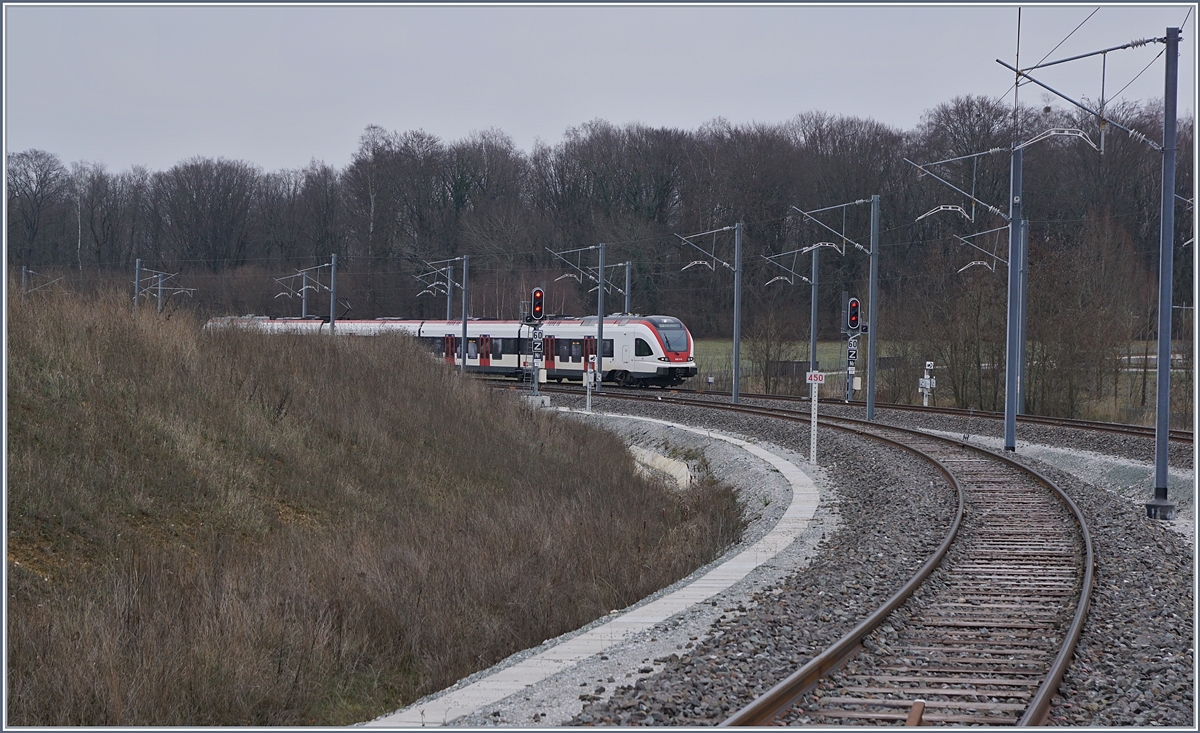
396,391 -> 1194,727
1010,453 -> 1195,726
562,397 -> 956,726
806,399 -> 1191,471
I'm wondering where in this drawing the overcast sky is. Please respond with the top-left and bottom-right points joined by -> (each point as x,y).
4,2 -> 1196,174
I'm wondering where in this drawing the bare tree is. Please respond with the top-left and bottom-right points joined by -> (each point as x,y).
298,160 -> 346,262
745,310 -> 801,394
155,157 -> 260,271
7,149 -> 70,265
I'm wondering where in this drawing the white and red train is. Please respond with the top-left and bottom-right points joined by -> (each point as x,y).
206,314 -> 699,387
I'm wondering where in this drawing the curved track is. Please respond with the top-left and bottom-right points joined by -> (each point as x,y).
724,415 -> 1093,726
504,379 -> 1191,444
532,387 -> 1094,727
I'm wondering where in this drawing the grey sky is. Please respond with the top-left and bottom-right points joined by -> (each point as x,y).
4,2 -> 1196,174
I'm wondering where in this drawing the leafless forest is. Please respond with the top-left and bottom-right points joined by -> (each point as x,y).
7,97 -> 1194,422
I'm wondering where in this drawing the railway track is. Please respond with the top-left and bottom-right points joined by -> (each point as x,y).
828,394 -> 1190,445
501,378 -> 1192,444
535,387 -> 1094,726
723,415 -> 1093,726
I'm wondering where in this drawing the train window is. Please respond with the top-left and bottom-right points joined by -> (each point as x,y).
635,338 -> 654,357
650,317 -> 688,352
570,340 -> 582,360
558,339 -> 570,360
603,339 -> 613,358
492,338 -> 502,359
467,339 -> 478,359
429,337 -> 443,357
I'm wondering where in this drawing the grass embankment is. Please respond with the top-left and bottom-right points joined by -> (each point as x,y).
6,289 -> 744,725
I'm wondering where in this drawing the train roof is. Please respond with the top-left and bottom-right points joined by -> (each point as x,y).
214,314 -> 683,323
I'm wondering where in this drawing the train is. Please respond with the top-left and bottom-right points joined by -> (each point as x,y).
205,314 -> 699,387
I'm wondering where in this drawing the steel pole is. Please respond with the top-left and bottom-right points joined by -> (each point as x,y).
446,264 -> 453,320
21,265 -> 27,293
133,258 -> 141,308
1017,219 -> 1029,414
732,223 -> 743,404
461,255 -> 469,376
329,254 -> 338,333
1148,27 -> 1180,520
866,194 -> 880,421
597,242 -> 605,391
156,272 -> 164,313
302,271 -> 308,318
1004,148 -> 1023,451
810,246 -> 819,373
625,260 -> 632,313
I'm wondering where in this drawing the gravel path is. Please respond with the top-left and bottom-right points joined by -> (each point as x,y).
384,391 -> 1194,727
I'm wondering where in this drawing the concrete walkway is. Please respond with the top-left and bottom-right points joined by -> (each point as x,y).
364,411 -> 820,727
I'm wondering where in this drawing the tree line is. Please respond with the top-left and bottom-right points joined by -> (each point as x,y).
7,95 -> 1193,421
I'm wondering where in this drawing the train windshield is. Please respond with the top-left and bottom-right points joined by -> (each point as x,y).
649,317 -> 689,352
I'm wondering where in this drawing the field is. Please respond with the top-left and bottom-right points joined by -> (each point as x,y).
687,337 -> 1193,428
689,338 -> 877,399
6,287 -> 744,725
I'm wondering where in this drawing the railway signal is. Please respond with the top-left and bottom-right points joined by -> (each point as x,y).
920,361 -> 937,407
531,287 -> 545,320
847,297 -> 861,332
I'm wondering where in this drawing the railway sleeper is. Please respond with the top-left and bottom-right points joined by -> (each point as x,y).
815,697 -> 1029,712
878,664 -> 1049,675
806,709 -> 1019,725
837,686 -> 1033,699
843,675 -> 1041,687
903,645 -> 1051,656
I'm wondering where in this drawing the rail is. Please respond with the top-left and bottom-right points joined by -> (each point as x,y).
528,386 -> 1094,727
492,378 -> 1192,444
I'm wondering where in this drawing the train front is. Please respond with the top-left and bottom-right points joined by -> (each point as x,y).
646,316 -> 698,386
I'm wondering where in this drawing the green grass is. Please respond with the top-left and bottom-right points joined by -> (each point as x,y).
690,337 -> 1193,427
690,338 -> 862,396
6,287 -> 745,725
692,338 -> 847,371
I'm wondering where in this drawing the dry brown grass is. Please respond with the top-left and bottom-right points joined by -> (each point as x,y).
6,286 -> 743,725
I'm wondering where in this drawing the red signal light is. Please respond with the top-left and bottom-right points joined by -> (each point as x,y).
847,297 -> 861,330
531,287 -> 545,320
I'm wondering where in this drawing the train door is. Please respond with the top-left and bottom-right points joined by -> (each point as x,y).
583,336 -> 596,379
479,335 -> 491,367
544,335 -> 556,370
443,334 -> 456,365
